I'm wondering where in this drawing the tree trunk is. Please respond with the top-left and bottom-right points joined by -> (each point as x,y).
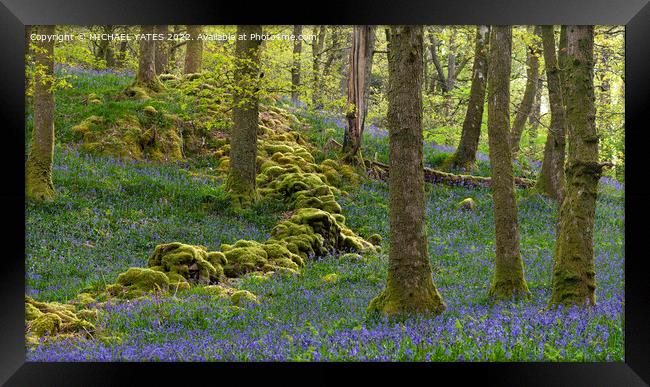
116,40 -> 128,68
511,26 -> 541,157
448,25 -> 490,169
26,25 -> 56,202
536,25 -> 567,202
528,73 -> 543,153
96,25 -> 115,68
291,25 -> 303,104
135,25 -> 162,91
25,25 -> 32,111
311,26 -> 326,106
486,25 -> 529,300
226,25 -> 263,210
155,25 -> 170,75
184,25 -> 203,74
342,25 -> 376,163
368,26 -> 446,317
549,26 -> 602,308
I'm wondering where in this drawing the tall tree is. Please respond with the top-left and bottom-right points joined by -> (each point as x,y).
311,25 -> 327,106
184,25 -> 203,74
448,25 -> 490,170
155,25 -> 170,75
135,25 -> 162,92
510,26 -> 541,157
290,25 -> 303,104
536,25 -> 567,202
486,25 -> 529,300
226,25 -> 263,209
368,26 -> 446,317
95,25 -> 116,67
342,25 -> 376,163
527,73 -> 543,153
26,25 -> 56,202
549,26 -> 604,308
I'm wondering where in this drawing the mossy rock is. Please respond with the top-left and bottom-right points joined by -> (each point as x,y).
30,313 -> 62,337
231,290 -> 259,306
26,302 -> 43,321
340,253 -> 363,261
322,273 -> 339,283
148,242 -> 221,284
114,267 -> 170,297
458,198 -> 476,211
368,234 -> 383,246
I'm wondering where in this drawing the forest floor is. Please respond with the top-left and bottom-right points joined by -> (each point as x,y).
25,68 -> 624,361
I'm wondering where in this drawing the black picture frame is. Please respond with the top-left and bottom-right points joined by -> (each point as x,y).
1,0 -> 648,385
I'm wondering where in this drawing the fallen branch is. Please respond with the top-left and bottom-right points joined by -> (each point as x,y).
364,158 -> 536,189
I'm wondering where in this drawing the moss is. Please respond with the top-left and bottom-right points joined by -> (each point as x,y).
202,284 -> 230,297
148,242 -> 221,284
124,86 -> 151,101
76,293 -> 96,306
230,290 -> 259,306
31,313 -> 62,336
76,309 -> 98,321
458,197 -> 476,211
26,302 -> 43,321
143,105 -> 158,114
322,273 -> 339,283
115,267 -> 170,297
368,234 -> 383,246
340,253 -> 363,261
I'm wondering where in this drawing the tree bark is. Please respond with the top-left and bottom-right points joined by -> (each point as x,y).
26,25 -> 56,202
368,26 -> 446,317
342,25 -> 376,163
527,73 -> 543,153
549,25 -> 602,308
311,26 -> 326,106
448,25 -> 490,169
290,25 -> 303,104
226,25 -> 263,210
486,26 -> 529,300
135,25 -> 162,91
184,25 -> 203,74
511,26 -> 541,157
536,25 -> 567,202
155,25 -> 170,75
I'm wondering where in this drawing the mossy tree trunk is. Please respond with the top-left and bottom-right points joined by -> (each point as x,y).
226,25 -> 263,210
368,26 -> 446,318
136,25 -> 162,92
486,26 -> 529,300
26,25 -> 56,202
527,73 -> 543,153
448,25 -> 490,170
549,25 -> 603,308
536,25 -> 567,202
155,25 -> 170,75
342,25 -> 376,164
184,25 -> 203,74
311,25 -> 326,107
291,25 -> 302,104
510,26 -> 541,158
25,25 -> 32,111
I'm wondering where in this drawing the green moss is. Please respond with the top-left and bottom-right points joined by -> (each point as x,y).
26,302 -> 43,321
31,313 -> 62,336
368,234 -> 383,246
230,290 -> 259,306
340,253 -> 363,261
322,273 -> 339,283
458,198 -> 476,211
148,242 -> 221,284
115,267 -> 170,297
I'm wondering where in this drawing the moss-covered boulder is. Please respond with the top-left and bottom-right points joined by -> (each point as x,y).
148,242 -> 222,284
231,290 -> 259,306
458,197 -> 476,211
30,313 -> 62,336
